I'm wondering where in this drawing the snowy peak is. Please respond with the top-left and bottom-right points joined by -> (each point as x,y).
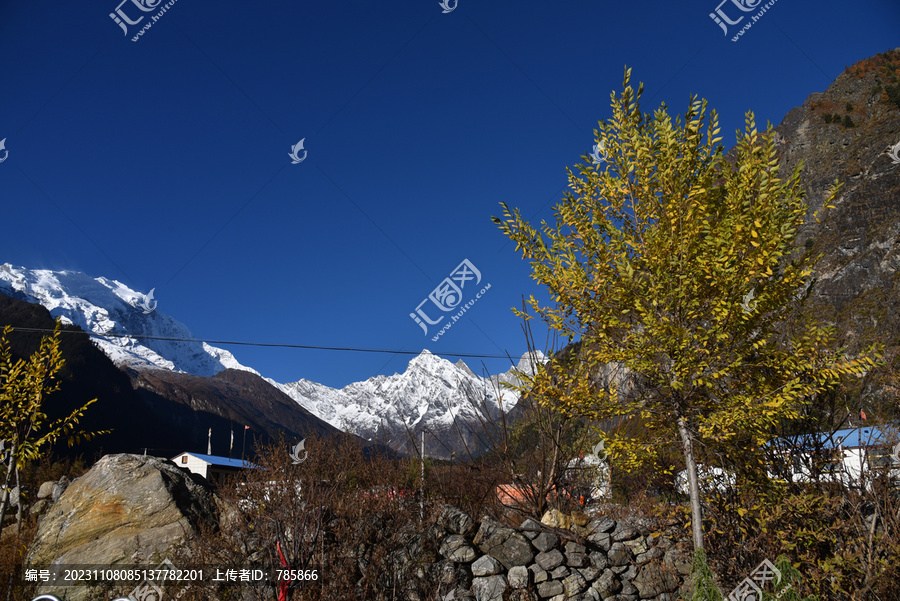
1,263 -> 540,458
279,349 -> 545,458
0,264 -> 256,377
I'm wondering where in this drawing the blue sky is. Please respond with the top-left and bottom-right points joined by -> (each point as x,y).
1,0 -> 898,388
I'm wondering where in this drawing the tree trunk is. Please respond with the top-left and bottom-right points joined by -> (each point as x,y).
14,463 -> 22,534
677,415 -> 705,552
0,439 -> 16,532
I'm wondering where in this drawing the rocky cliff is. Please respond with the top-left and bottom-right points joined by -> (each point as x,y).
773,50 -> 900,369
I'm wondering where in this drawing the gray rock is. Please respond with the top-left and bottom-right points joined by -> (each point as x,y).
634,546 -> 663,565
508,565 -> 530,588
612,524 -> 639,542
2,486 -> 22,508
529,563 -> 548,583
587,516 -> 616,534
51,476 -> 69,502
29,499 -> 50,516
578,566 -> 600,582
565,541 -> 586,554
655,535 -> 674,550
536,580 -> 564,597
623,536 -> 648,556
439,505 -> 476,536
440,534 -> 478,563
587,531 -> 612,551
589,551 -> 609,570
472,555 -> 502,577
620,580 -> 639,595
532,531 -> 559,552
550,565 -> 569,579
535,548 -> 565,571
614,564 -> 636,579
592,569 -> 621,597
520,518 -> 543,539
567,552 -> 587,567
37,481 -> 54,500
633,562 -> 682,597
25,454 -> 218,601
472,575 -> 507,601
563,571 -> 587,596
444,586 -> 475,600
473,517 -> 534,569
607,542 -> 632,566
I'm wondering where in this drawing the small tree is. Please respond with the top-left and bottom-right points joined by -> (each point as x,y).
0,323 -> 105,530
493,69 -> 877,552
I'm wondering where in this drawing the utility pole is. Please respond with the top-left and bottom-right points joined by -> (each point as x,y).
420,430 -> 425,525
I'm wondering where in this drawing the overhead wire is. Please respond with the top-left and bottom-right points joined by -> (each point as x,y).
4,326 -> 514,360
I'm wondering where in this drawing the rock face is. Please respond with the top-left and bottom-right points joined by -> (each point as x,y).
28,453 -> 217,568
769,50 -> 900,374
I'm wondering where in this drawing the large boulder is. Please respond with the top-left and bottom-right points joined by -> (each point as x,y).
28,454 -> 217,567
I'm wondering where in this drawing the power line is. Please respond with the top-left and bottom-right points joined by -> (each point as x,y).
4,327 -> 514,360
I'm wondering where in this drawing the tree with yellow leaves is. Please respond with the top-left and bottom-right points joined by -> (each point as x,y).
0,323 -> 107,531
493,69 -> 878,553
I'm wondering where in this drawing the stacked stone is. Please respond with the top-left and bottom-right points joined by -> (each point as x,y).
433,506 -> 690,601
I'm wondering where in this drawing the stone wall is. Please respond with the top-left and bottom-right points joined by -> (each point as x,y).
403,505 -> 691,601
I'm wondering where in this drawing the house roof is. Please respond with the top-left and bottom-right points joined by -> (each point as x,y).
173,452 -> 257,469
771,426 -> 899,450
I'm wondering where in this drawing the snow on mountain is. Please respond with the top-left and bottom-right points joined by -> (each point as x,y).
0,263 -> 543,457
0,263 -> 257,377
277,349 -> 546,458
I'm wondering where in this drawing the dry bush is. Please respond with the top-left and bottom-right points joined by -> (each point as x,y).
0,516 -> 38,601
698,471 -> 900,601
428,458 -> 503,522
173,433 -> 448,601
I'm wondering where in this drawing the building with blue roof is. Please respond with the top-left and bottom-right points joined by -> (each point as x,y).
768,425 -> 900,488
171,451 -> 258,485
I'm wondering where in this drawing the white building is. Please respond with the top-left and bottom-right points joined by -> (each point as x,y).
769,425 -> 900,489
171,452 -> 255,485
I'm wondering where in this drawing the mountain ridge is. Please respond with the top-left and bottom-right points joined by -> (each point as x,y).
0,265 -> 538,458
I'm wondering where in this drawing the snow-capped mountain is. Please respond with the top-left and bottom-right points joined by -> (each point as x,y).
0,264 -> 256,377
0,263 -> 542,458
275,350 -> 545,458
